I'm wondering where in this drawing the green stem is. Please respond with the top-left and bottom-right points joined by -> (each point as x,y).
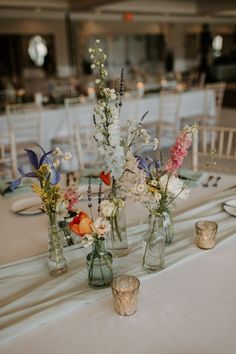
143,217 -> 157,266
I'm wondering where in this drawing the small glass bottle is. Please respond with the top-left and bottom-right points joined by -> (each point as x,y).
87,238 -> 113,288
48,213 -> 68,277
143,214 -> 165,272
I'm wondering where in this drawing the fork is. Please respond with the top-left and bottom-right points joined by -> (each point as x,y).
202,175 -> 214,187
212,176 -> 221,187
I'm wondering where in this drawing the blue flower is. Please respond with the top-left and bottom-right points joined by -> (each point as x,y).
10,143 -> 60,191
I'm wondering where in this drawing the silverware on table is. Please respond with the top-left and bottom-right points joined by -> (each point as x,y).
202,175 -> 214,187
212,176 -> 221,187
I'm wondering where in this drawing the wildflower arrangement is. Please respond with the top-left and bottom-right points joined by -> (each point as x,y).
69,178 -> 111,246
88,39 -> 158,247
12,145 -> 74,216
69,178 -> 113,287
121,124 -> 198,216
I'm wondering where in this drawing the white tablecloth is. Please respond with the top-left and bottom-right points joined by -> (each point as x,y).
0,90 -> 214,151
0,175 -> 236,353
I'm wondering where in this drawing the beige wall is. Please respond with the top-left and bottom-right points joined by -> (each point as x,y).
0,18 -> 70,77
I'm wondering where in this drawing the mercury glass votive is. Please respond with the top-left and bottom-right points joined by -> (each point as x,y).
111,275 -> 140,316
195,220 -> 218,249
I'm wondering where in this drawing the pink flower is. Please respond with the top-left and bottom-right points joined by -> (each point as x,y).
165,128 -> 193,175
63,185 -> 81,212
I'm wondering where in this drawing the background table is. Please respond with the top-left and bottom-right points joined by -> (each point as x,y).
0,90 -> 215,151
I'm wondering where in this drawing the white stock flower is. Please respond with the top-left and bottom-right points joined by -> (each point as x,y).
95,79 -> 100,84
101,200 -> 116,217
95,39 -> 100,44
90,64 -> 95,69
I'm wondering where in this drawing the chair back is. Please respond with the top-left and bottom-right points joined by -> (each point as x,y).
0,130 -> 17,179
73,123 -> 103,173
205,82 -> 226,122
64,97 -> 93,136
6,103 -> 41,145
192,125 -> 236,173
158,92 -> 181,147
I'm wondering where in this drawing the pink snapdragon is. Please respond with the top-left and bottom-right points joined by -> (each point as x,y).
165,125 -> 196,175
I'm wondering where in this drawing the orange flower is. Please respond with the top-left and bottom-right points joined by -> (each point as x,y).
100,171 -> 111,186
69,211 -> 93,236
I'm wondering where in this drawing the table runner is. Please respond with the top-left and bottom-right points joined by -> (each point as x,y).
0,186 -> 236,349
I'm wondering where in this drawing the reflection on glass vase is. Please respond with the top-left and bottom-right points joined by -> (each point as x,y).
161,211 -> 175,245
106,205 -> 128,257
48,213 -> 68,277
87,239 -> 113,288
143,214 -> 165,272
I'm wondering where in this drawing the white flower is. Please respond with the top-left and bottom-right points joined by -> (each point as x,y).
81,234 -> 94,247
150,179 -> 158,187
160,175 -> 189,200
88,48 -> 93,53
90,54 -> 94,60
101,200 -> 116,217
95,79 -> 100,84
56,200 -> 69,221
153,138 -> 159,151
93,217 -> 111,237
95,39 -> 100,44
90,64 -> 95,69
62,152 -> 72,162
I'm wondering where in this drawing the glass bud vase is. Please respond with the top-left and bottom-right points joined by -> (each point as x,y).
87,238 -> 113,288
48,214 -> 68,277
105,181 -> 128,257
143,215 -> 165,272
106,205 -> 128,257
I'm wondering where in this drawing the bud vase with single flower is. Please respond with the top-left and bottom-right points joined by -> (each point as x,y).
105,181 -> 128,257
48,213 -> 68,276
87,238 -> 113,288
143,214 -> 165,272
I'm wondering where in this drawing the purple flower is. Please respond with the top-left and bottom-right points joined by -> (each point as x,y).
136,156 -> 160,178
10,143 -> 60,191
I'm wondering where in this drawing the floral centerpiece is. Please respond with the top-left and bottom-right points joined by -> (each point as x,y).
120,124 -> 198,271
11,144 -> 77,276
69,181 -> 113,288
89,39 -> 158,256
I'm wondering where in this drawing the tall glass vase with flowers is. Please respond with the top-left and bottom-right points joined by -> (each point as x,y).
11,145 -> 73,276
89,40 -> 158,257
120,125 -> 198,271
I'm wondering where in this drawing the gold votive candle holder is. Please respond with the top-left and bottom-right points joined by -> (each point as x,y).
195,220 -> 218,249
111,275 -> 140,316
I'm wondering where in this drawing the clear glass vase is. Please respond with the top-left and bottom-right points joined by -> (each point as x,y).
105,182 -> 128,257
143,214 -> 165,272
58,220 -> 74,247
48,214 -> 68,277
87,238 -> 113,288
